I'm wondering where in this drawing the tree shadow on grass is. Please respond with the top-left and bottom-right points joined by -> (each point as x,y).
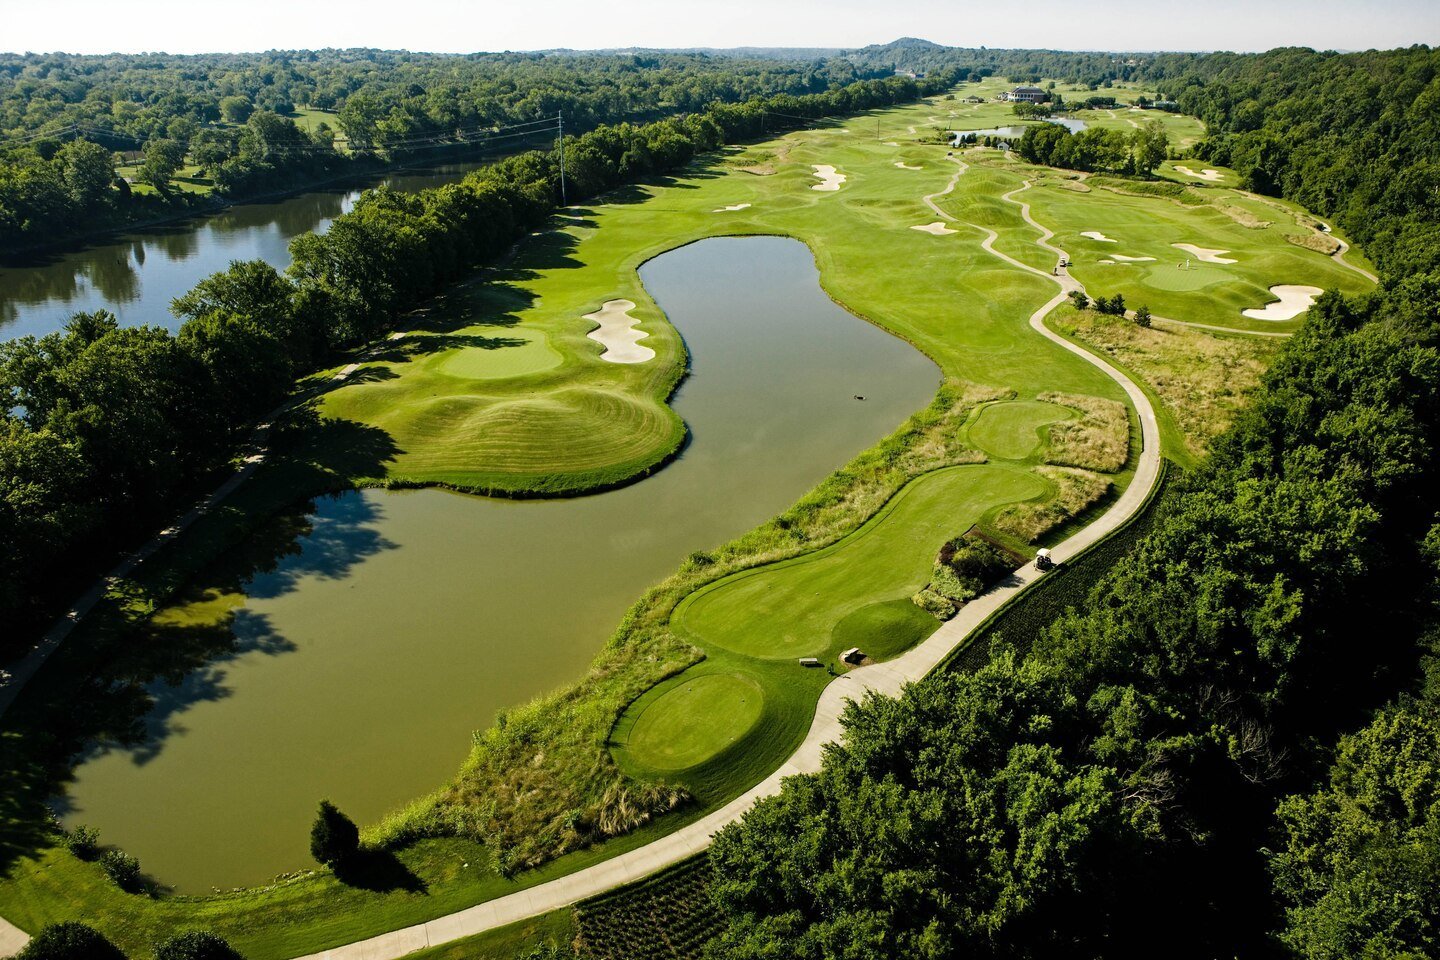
334,847 -> 427,894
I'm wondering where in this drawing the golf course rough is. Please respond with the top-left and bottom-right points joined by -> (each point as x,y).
0,83 -> 1377,959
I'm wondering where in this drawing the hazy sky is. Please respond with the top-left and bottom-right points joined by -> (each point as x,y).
4,0 -> 1436,55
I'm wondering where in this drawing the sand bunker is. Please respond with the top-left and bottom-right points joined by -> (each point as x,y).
712,203 -> 752,212
895,161 -> 923,170
811,165 -> 846,191
584,299 -> 655,364
1112,254 -> 1156,262
1172,243 -> 1237,264
911,222 -> 957,236
884,141 -> 901,146
1081,231 -> 1118,243
1098,259 -> 1116,265
1176,165 -> 1225,182
1242,285 -> 1325,321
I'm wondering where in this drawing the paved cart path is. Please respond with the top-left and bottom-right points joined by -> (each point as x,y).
272,157 -> 1165,960
0,161 -> 1170,960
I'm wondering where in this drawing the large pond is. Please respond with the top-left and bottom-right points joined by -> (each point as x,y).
0,162 -> 487,341
951,117 -> 1088,145
57,236 -> 941,892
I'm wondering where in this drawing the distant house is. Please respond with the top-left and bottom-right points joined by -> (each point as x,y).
1005,86 -> 1049,103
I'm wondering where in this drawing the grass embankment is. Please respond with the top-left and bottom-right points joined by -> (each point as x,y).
0,93 -> 1354,955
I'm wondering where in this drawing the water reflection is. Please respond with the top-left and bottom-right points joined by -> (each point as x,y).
37,236 -> 941,891
0,162 -> 488,341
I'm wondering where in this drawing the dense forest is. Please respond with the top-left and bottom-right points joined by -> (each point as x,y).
701,42 -> 1440,960
0,50 -> 879,250
0,70 -> 953,657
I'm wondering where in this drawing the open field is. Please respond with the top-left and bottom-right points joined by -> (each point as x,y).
0,90 -> 1365,957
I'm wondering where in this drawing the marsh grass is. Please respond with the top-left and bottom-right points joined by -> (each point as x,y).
1051,306 -> 1279,460
1038,391 -> 1129,472
373,380 -> 1002,872
993,466 -> 1111,543
1286,232 -> 1341,255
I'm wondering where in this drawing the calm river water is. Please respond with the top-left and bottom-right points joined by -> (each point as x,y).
0,162 -> 487,341
58,236 -> 941,892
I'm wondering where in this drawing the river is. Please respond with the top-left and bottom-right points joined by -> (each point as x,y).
56,236 -> 941,893
0,162 -> 489,342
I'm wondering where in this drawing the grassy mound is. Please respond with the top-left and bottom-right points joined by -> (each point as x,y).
966,400 -> 1073,460
617,673 -> 766,773
831,599 -> 941,661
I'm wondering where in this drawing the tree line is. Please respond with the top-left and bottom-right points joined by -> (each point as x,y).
0,71 -> 951,658
698,43 -> 1440,960
0,50 -> 883,252
1017,118 -> 1170,174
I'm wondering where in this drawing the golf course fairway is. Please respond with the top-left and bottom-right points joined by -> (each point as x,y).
0,84 -> 1373,959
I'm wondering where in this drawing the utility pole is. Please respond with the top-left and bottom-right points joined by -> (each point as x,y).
556,112 -> 568,207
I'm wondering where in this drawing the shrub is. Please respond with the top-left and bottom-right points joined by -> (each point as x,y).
310,799 -> 360,867
98,850 -> 142,891
17,922 -> 125,960
62,824 -> 100,861
1068,290 -> 1090,310
154,931 -> 245,960
1134,304 -> 1152,327
911,588 -> 957,620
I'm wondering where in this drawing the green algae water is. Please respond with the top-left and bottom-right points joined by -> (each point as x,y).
58,236 -> 940,892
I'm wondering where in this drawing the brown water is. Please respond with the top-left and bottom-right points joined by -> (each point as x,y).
0,163 -> 486,341
58,236 -> 941,892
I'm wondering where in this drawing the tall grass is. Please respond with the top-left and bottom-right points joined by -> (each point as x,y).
1038,391 -> 1129,472
371,379 -> 1005,872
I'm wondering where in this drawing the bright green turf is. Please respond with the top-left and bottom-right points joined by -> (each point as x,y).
831,599 -> 941,661
672,465 -> 1046,660
620,672 -> 766,772
0,90 -> 1364,957
966,400 -> 1073,460
1020,174 -> 1374,332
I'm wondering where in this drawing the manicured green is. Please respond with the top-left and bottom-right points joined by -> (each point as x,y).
831,599 -> 940,661
1020,171 -> 1373,332
0,89 -> 1355,956
673,466 -> 1044,660
966,400 -> 1073,460
620,673 -> 766,772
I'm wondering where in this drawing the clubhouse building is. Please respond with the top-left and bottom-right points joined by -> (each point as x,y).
1004,85 -> 1049,103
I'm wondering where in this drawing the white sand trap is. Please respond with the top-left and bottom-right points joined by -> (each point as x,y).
811,165 -> 846,191
1081,231 -> 1118,243
584,299 -> 654,364
895,161 -> 923,170
884,141 -> 901,146
911,222 -> 956,236
1098,259 -> 1116,265
712,203 -> 752,212
1242,285 -> 1324,321
1175,165 -> 1225,182
1112,254 -> 1156,262
1172,243 -> 1237,264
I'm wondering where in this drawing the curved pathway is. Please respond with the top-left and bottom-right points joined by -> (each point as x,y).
269,158 -> 1164,960
0,150 -> 1168,960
